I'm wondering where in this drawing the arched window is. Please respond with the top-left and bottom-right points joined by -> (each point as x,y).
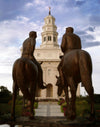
44,37 -> 46,41
48,36 -> 51,41
49,19 -> 51,23
46,83 -> 53,97
53,37 -> 56,42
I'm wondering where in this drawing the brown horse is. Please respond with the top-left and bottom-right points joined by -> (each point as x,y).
56,49 -> 95,120
11,57 -> 39,120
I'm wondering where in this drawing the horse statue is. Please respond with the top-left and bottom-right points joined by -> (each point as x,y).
56,49 -> 95,120
11,57 -> 44,120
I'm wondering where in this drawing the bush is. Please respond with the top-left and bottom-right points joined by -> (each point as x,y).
94,94 -> 100,103
0,86 -> 12,103
34,102 -> 38,109
0,113 -> 11,122
61,102 -> 67,113
0,104 -> 11,114
58,98 -> 65,105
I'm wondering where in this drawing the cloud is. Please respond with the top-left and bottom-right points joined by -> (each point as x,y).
25,2 -> 33,8
0,16 -> 43,67
75,26 -> 100,48
82,41 -> 100,48
24,0 -> 47,12
0,73 -> 12,91
89,15 -> 100,26
83,46 -> 100,94
0,15 -> 43,45
0,0 -> 28,21
87,26 -> 95,32
75,0 -> 86,6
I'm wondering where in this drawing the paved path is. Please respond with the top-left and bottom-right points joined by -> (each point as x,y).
35,102 -> 64,117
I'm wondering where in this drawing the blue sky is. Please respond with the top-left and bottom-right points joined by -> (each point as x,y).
0,0 -> 100,95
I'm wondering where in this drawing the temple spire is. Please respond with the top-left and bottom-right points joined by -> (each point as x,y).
49,7 -> 51,15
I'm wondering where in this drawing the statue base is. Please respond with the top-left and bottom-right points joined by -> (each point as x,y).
0,116 -> 100,127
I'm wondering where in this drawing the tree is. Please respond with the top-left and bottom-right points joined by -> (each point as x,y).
0,86 -> 12,103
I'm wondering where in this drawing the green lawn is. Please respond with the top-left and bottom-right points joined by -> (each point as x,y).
59,96 -> 100,119
0,100 -> 38,119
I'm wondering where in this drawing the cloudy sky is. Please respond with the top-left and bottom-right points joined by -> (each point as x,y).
0,0 -> 100,95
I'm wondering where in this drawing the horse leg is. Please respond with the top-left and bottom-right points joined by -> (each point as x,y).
81,76 -> 95,119
64,85 -> 70,108
67,77 -> 77,120
11,82 -> 18,120
58,59 -> 65,86
70,84 -> 77,120
29,82 -> 36,119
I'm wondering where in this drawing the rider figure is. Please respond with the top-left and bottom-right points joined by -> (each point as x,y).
61,27 -> 81,54
58,27 -> 82,86
22,31 -> 46,89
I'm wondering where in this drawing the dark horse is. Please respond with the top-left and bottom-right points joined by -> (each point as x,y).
56,49 -> 95,120
11,57 -> 39,120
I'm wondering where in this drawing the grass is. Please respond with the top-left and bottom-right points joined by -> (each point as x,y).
59,96 -> 100,119
0,103 -> 11,114
76,99 -> 90,117
0,99 -> 38,122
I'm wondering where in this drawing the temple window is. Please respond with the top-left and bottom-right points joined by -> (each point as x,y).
53,37 -> 56,42
49,19 -> 51,23
48,36 -> 51,41
44,37 -> 46,41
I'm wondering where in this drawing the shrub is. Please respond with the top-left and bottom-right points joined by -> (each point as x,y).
34,102 -> 38,109
94,94 -> 100,103
58,98 -> 65,105
0,86 -> 12,103
61,102 -> 67,113
0,104 -> 11,114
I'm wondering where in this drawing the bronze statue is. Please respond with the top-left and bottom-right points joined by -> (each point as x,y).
58,27 -> 82,86
56,50 -> 95,120
61,27 -> 81,54
22,31 -> 46,89
11,31 -> 46,120
56,27 -> 95,120
11,57 -> 38,120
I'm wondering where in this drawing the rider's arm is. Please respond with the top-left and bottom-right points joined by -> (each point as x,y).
61,35 -> 66,53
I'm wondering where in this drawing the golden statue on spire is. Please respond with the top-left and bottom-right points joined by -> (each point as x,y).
49,7 -> 51,15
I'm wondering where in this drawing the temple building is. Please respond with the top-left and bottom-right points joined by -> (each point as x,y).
34,9 -> 80,100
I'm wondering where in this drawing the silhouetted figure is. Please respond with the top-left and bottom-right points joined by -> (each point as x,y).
58,27 -> 82,86
11,31 -> 46,120
22,31 -> 46,89
56,27 -> 95,121
61,27 -> 81,54
56,49 -> 95,121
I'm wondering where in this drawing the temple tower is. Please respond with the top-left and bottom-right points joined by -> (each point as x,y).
40,7 -> 59,48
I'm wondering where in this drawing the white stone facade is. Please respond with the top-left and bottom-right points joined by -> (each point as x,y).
34,11 -> 80,99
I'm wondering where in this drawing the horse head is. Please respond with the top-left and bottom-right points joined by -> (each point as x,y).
55,75 -> 63,96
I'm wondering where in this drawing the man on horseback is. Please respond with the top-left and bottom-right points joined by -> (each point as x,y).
58,27 -> 82,86
22,31 -> 46,89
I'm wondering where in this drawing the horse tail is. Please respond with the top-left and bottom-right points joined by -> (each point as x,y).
13,58 -> 31,100
79,50 -> 94,95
